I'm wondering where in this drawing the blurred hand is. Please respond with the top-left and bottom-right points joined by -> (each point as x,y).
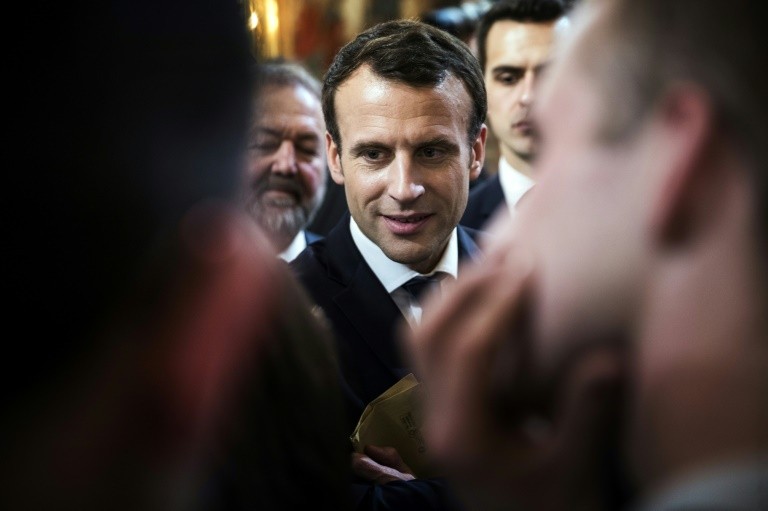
352,445 -> 416,484
407,214 -> 625,511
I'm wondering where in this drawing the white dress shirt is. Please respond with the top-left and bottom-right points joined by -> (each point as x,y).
349,217 -> 458,328
498,157 -> 535,211
278,230 -> 307,262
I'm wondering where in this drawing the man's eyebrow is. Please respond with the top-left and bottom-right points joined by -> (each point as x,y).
417,137 -> 460,152
252,126 -> 281,137
491,65 -> 524,75
252,127 -> 320,142
348,140 -> 390,155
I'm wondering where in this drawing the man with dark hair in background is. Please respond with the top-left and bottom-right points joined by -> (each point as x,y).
5,2 -> 348,509
242,61 -> 328,261
292,19 -> 487,511
462,0 -> 568,229
412,0 -> 768,509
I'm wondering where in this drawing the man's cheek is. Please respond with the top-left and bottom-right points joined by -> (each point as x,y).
303,162 -> 325,188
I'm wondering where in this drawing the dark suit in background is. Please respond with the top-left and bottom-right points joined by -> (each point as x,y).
461,173 -> 506,230
307,180 -> 349,236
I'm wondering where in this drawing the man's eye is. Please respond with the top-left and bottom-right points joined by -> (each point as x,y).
364,149 -> 382,160
420,147 -> 444,159
298,144 -> 319,157
250,142 -> 278,152
497,72 -> 522,85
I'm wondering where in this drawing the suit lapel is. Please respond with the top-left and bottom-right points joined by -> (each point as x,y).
325,219 -> 409,376
323,219 -> 484,377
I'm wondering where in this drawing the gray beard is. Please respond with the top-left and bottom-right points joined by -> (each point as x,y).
246,199 -> 308,247
243,183 -> 325,249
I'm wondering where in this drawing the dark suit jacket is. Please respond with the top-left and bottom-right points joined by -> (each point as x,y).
460,173 -> 507,231
291,216 -> 480,511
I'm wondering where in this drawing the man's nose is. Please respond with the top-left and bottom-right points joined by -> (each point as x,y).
519,71 -> 536,107
388,155 -> 425,202
272,140 -> 298,175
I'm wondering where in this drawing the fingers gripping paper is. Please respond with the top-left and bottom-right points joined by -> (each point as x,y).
350,374 -> 437,478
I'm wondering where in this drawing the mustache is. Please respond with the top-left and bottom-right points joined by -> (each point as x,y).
252,174 -> 304,198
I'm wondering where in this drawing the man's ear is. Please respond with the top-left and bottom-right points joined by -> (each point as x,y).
326,132 -> 345,185
469,124 -> 488,181
649,85 -> 715,248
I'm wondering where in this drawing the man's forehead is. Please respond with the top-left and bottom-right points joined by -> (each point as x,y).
335,66 -> 471,130
257,83 -> 321,113
487,19 -> 558,61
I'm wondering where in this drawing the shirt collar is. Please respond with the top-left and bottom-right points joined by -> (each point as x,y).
498,156 -> 535,209
349,217 -> 458,294
278,230 -> 307,262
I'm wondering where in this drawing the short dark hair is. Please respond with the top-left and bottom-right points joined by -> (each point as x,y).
322,19 -> 486,151
477,0 -> 566,70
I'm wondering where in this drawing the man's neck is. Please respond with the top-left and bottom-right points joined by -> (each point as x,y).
500,147 -> 533,179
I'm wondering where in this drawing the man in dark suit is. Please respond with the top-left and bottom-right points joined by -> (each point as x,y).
242,61 -> 327,261
462,0 -> 568,229
292,19 -> 487,511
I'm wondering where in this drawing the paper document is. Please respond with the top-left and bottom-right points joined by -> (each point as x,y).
350,373 -> 437,478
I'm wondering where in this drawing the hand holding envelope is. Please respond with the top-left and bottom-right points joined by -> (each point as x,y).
350,374 -> 438,479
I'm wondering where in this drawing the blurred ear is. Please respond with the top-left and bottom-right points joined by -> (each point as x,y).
327,132 -> 345,185
649,85 -> 715,248
469,124 -> 488,181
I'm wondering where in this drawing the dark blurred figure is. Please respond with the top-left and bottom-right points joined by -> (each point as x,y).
241,61 -> 328,260
412,0 -> 768,510
5,1 -> 347,510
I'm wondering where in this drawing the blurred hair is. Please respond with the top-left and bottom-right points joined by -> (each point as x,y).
255,60 -> 322,100
477,0 -> 567,70
322,19 -> 486,151
580,0 -> 768,253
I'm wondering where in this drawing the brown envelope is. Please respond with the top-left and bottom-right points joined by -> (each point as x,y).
350,374 -> 438,478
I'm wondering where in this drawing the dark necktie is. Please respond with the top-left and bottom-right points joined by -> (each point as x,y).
402,273 -> 445,302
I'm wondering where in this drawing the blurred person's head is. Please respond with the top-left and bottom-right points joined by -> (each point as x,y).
7,1 -> 347,509
477,0 -> 567,174
517,0 -> 768,490
242,62 -> 327,252
322,20 -> 487,273
421,5 -> 485,46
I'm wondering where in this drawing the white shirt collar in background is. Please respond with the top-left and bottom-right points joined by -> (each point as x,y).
498,157 -> 535,210
278,230 -> 307,262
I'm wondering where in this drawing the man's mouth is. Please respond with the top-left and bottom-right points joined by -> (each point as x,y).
382,214 -> 432,235
512,120 -> 533,134
262,188 -> 299,207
